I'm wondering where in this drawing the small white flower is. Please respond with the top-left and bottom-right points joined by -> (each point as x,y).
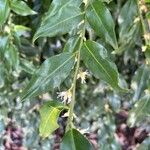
57,89 -> 72,104
141,45 -> 147,52
144,33 -> 150,41
77,70 -> 89,84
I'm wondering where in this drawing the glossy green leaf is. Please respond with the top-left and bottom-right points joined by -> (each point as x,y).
10,0 -> 37,16
60,128 -> 93,150
33,0 -> 84,42
81,40 -> 121,90
128,94 -> 150,127
63,36 -> 81,53
20,52 -> 75,101
86,0 -> 118,49
0,0 -> 10,26
39,101 -> 66,138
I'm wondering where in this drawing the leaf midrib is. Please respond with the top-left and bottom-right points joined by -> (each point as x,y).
41,107 -> 59,136
84,43 -> 114,83
22,54 -> 75,100
38,12 -> 84,34
90,2 -> 109,36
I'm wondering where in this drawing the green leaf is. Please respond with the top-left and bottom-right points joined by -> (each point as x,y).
63,36 -> 81,53
0,36 -> 8,59
86,0 -> 118,49
33,0 -> 84,42
0,0 -> 10,26
60,128 -> 93,150
117,0 -> 140,53
10,0 -> 37,16
20,52 -> 75,101
128,94 -> 150,127
39,101 -> 66,138
5,44 -> 19,70
20,58 -> 36,75
81,40 -> 122,90
131,65 -> 150,102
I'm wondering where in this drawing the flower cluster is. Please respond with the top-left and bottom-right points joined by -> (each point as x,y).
77,70 -> 89,84
57,89 -> 72,104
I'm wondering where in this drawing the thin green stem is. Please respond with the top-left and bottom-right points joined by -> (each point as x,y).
66,33 -> 84,132
66,3 -> 87,131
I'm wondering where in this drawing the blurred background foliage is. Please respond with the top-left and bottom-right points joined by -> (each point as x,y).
0,0 -> 150,149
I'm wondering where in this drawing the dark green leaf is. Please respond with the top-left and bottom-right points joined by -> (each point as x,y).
86,0 -> 118,49
60,128 -> 93,150
128,94 -> 150,127
10,0 -> 37,16
33,0 -> 84,42
81,40 -> 122,90
0,0 -> 10,26
20,52 -> 75,101
39,101 -> 66,138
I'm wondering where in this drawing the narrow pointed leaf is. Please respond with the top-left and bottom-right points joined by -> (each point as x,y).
0,0 -> 10,26
81,40 -> 121,90
128,94 -> 150,127
39,101 -> 66,138
86,0 -> 118,49
20,52 -> 75,101
33,0 -> 84,42
60,129 -> 93,150
10,0 -> 37,16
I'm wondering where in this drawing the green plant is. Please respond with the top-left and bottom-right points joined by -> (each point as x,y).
0,0 -> 150,149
